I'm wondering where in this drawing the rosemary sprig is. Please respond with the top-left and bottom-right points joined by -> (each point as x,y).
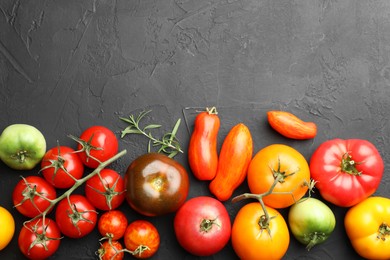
119,110 -> 183,158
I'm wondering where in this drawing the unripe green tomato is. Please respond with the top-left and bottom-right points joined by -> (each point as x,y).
288,197 -> 336,250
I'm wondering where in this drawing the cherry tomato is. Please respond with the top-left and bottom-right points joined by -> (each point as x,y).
0,206 -> 15,251
124,220 -> 160,259
72,126 -> 119,169
231,202 -> 290,260
18,217 -> 61,260
125,153 -> 189,216
98,210 -> 128,240
12,176 -> 57,218
247,144 -> 310,208
40,145 -> 84,189
174,196 -> 231,256
98,240 -> 124,260
85,169 -> 125,211
188,107 -> 220,180
344,196 -> 390,259
55,194 -> 97,238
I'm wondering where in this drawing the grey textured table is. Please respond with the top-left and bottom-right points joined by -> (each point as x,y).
1,0 -> 389,259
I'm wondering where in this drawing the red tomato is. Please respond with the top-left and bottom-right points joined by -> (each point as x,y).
72,126 -> 118,168
40,145 -> 84,189
310,139 -> 384,207
188,107 -> 220,180
174,196 -> 231,256
12,176 -> 57,218
124,220 -> 160,259
85,169 -> 125,211
98,240 -> 124,260
98,210 -> 128,240
55,194 -> 97,238
18,217 -> 61,260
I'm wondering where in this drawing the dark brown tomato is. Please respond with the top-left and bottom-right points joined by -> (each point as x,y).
125,153 -> 189,217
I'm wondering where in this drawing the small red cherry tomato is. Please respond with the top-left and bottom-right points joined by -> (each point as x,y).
98,210 -> 128,240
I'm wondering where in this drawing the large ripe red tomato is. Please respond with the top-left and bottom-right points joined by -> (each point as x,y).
55,194 -> 97,238
12,176 -> 57,218
174,196 -> 231,256
85,169 -> 125,211
125,153 -> 189,216
123,220 -> 160,259
18,217 -> 61,260
72,126 -> 119,169
98,210 -> 128,240
310,139 -> 384,207
40,145 -> 84,189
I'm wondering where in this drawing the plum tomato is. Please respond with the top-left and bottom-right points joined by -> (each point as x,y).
40,145 -> 84,189
12,176 -> 57,218
174,196 -> 231,256
124,153 -> 189,216
123,220 -> 160,259
98,210 -> 128,240
85,169 -> 125,211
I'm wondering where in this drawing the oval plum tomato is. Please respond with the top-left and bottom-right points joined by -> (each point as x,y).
98,240 -> 124,260
344,196 -> 390,260
174,196 -> 231,256
98,210 -> 128,240
188,107 -> 220,180
55,194 -> 97,238
71,126 -> 118,169
231,202 -> 290,260
0,206 -> 15,251
85,169 -> 125,211
125,153 -> 189,216
124,220 -> 160,259
0,124 -> 46,170
18,217 -> 61,260
310,139 -> 384,207
247,144 -> 310,208
12,176 -> 57,218
40,145 -> 84,189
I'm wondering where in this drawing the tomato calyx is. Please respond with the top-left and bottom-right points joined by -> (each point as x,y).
272,157 -> 298,183
377,223 -> 390,241
87,174 -> 125,210
14,176 -> 52,211
200,218 -> 220,233
340,153 -> 362,176
68,134 -> 103,164
26,219 -> 62,253
67,201 -> 97,235
40,145 -> 77,182
304,231 -> 327,251
206,107 -> 218,115
10,150 -> 32,163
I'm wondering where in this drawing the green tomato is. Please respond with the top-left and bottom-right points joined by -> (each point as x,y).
288,197 -> 336,250
0,124 -> 46,170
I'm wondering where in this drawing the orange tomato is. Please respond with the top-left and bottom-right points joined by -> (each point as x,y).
231,202 -> 290,260
247,144 -> 310,208
344,196 -> 390,260
209,123 -> 253,201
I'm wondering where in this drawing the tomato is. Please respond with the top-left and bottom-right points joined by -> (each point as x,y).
18,217 -> 61,260
344,196 -> 390,260
71,126 -> 119,169
40,145 -> 84,189
288,197 -> 336,250
188,107 -> 220,180
0,124 -> 46,170
98,240 -> 124,260
174,196 -> 231,256
267,110 -> 317,139
247,144 -> 310,208
124,153 -> 189,216
310,139 -> 384,207
85,169 -> 125,211
124,220 -> 160,259
12,176 -> 57,218
209,123 -> 253,201
0,206 -> 15,251
55,194 -> 97,238
231,202 -> 290,260
98,210 -> 128,240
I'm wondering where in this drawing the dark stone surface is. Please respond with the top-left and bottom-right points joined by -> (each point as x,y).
1,0 -> 389,259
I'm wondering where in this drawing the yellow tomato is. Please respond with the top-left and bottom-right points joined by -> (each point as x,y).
344,196 -> 390,260
0,206 -> 15,251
